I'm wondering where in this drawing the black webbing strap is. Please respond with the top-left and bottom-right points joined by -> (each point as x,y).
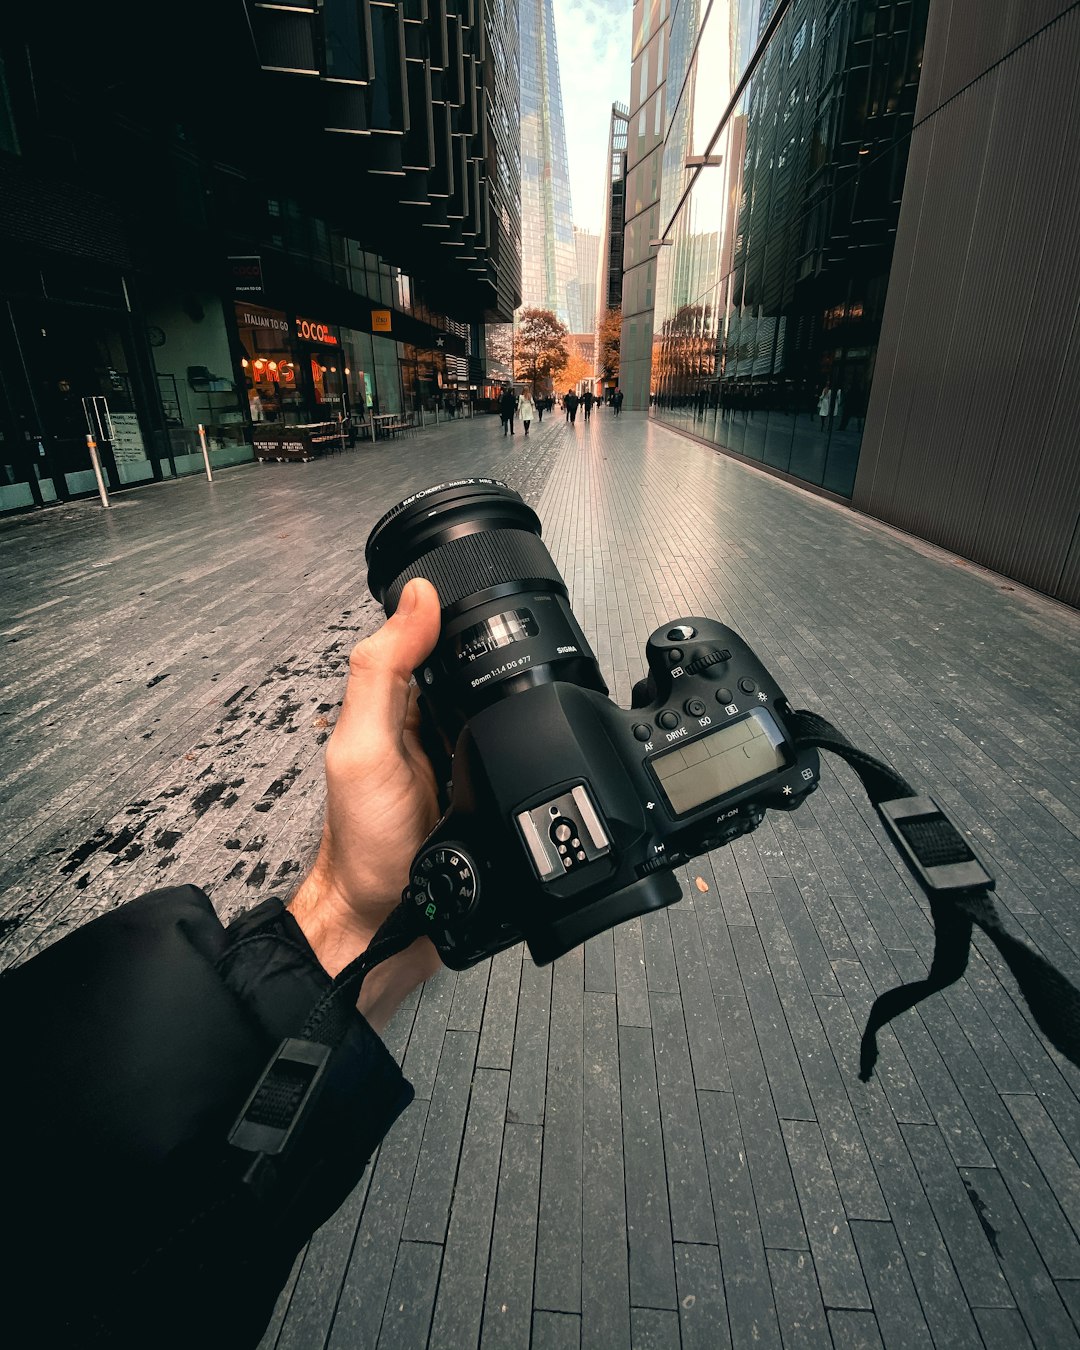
228,898 -> 422,1177
300,898 -> 423,1048
787,709 -> 1080,1081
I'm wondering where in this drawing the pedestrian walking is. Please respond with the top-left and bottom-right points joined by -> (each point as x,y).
565,389 -> 580,424
582,390 -> 595,422
536,395 -> 544,423
817,384 -> 841,431
518,392 -> 535,436
613,387 -> 624,416
499,386 -> 518,435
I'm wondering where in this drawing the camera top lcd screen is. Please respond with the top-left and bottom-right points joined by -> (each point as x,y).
650,710 -> 788,815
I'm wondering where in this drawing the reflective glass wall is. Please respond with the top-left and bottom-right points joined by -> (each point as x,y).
648,0 -> 929,497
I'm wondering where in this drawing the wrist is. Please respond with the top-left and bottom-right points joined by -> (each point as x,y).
287,859 -> 379,979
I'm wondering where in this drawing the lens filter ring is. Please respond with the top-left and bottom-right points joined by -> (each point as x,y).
366,477 -> 512,545
366,478 -> 559,614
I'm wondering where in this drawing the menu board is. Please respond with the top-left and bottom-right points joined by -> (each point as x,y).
107,412 -> 148,463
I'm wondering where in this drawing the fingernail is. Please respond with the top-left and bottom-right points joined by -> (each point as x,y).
397,579 -> 419,617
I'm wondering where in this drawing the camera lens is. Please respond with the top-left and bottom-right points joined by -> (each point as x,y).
366,478 -> 607,727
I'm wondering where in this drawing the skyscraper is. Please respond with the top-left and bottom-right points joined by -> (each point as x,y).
571,228 -> 599,335
518,0 -> 576,326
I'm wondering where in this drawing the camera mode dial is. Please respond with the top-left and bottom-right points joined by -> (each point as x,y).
409,844 -> 479,924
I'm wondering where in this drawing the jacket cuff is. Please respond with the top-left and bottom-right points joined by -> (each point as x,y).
220,896 -> 334,1042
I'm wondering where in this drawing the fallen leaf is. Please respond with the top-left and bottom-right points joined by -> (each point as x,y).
695,876 -> 709,893
183,752 -> 198,762
314,715 -> 329,729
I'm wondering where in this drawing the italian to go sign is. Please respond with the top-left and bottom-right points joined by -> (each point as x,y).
371,309 -> 392,333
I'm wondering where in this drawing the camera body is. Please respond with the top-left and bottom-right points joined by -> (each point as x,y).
404,614 -> 819,968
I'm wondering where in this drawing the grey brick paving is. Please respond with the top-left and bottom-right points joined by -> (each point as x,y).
3,410 -> 1080,1347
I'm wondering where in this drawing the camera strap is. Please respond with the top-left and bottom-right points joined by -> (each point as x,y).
787,708 -> 1080,1080
227,898 -> 423,1189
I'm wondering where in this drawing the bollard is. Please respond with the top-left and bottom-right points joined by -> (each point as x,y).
85,434 -> 112,509
197,424 -> 214,481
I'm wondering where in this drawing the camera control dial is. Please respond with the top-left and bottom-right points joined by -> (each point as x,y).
409,845 -> 479,923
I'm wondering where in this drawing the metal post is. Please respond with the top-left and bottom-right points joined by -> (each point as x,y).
197,424 -> 214,481
85,434 -> 112,508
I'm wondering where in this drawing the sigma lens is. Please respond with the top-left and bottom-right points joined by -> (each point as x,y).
366,478 -> 607,730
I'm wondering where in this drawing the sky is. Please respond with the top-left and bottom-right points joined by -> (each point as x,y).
551,0 -> 633,236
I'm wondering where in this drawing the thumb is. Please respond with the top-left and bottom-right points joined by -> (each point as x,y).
358,577 -> 442,679
335,578 -> 442,741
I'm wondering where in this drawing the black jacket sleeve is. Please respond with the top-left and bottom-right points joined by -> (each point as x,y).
0,885 -> 413,1348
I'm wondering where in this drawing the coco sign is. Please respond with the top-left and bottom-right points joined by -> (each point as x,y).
294,316 -> 338,346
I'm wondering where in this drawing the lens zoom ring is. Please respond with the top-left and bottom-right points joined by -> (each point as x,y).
385,528 -> 564,611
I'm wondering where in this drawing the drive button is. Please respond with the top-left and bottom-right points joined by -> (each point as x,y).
658,710 -> 680,730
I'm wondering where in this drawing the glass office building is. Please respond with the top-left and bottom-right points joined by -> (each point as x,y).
571,227 -> 599,335
519,0 -> 577,325
627,0 -> 929,499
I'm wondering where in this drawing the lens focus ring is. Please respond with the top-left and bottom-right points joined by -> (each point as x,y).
385,527 -> 564,613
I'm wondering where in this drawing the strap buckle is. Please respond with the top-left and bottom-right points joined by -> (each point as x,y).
878,796 -> 994,896
228,1037 -> 331,1159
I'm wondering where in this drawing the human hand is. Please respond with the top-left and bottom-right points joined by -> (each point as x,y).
289,577 -> 444,1026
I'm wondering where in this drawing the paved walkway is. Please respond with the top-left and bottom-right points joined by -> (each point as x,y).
2,410 -> 1080,1349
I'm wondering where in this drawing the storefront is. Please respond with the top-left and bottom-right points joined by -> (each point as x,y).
0,293 -> 162,510
235,303 -> 303,424
234,302 -> 404,427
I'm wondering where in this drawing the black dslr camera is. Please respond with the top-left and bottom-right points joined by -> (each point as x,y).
366,478 -> 820,969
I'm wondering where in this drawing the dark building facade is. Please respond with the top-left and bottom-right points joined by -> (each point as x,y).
595,102 -> 628,391
0,0 -> 519,510
853,0 -> 1080,606
599,103 -> 630,316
